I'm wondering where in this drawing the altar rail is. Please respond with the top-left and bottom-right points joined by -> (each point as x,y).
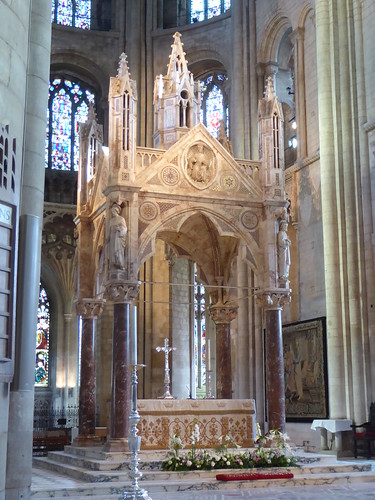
137,399 -> 256,450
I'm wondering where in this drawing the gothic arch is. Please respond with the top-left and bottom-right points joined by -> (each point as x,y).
258,12 -> 292,64
138,206 -> 261,283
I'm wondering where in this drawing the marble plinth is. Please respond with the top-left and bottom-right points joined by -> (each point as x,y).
137,399 -> 256,449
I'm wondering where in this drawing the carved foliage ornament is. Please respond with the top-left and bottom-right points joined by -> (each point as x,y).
186,143 -> 216,189
255,291 -> 291,310
76,299 -> 105,318
104,281 -> 140,303
209,303 -> 238,324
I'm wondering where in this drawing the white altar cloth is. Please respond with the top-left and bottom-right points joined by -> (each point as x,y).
137,399 -> 256,450
311,419 -> 352,433
311,419 -> 352,452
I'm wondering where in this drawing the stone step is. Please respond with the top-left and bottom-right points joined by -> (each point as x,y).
33,453 -> 373,483
31,470 -> 375,498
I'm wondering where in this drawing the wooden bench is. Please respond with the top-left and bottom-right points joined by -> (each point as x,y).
33,428 -> 71,456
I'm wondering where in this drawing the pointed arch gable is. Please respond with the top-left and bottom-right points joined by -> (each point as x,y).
137,206 -> 261,277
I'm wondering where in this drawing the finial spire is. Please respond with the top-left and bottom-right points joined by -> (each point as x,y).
264,75 -> 275,100
117,53 -> 130,78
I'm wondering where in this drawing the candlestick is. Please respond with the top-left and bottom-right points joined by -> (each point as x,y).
130,305 -> 137,366
207,339 -> 211,372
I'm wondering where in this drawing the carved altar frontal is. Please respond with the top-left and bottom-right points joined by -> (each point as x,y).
137,399 -> 256,450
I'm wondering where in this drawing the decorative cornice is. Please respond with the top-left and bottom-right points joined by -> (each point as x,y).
76,299 -> 105,318
209,302 -> 238,324
255,289 -> 291,310
104,281 -> 140,303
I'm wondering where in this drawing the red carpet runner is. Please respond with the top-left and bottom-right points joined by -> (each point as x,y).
216,472 -> 294,481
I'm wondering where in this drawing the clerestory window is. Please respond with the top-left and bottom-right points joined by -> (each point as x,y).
191,0 -> 231,23
51,0 -> 91,30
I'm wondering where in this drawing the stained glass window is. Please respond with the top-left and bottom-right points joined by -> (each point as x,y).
200,73 -> 228,138
194,274 -> 206,390
191,0 -> 230,23
51,0 -> 91,30
35,286 -> 50,387
45,78 -> 95,171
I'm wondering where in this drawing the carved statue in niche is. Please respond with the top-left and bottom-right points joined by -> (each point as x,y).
187,143 -> 214,186
277,219 -> 291,280
108,202 -> 127,270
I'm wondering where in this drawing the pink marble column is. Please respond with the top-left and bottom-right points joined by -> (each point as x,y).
74,299 -> 104,445
209,304 -> 238,399
104,282 -> 139,452
265,306 -> 286,432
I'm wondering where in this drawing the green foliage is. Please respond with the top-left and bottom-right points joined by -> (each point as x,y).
161,424 -> 298,472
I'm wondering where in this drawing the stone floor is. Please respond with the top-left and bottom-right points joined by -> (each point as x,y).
31,457 -> 375,499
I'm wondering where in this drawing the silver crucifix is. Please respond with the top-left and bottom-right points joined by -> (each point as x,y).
156,338 -> 176,399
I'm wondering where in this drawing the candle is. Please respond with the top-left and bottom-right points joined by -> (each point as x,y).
130,305 -> 137,365
207,339 -> 211,372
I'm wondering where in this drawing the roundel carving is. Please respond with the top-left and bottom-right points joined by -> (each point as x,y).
241,210 -> 259,230
185,143 -> 216,189
221,174 -> 237,190
139,201 -> 158,221
161,165 -> 180,186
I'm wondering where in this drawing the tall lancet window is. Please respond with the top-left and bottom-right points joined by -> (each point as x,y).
273,112 -> 280,169
200,74 -> 228,138
191,0 -> 231,23
35,286 -> 50,387
45,78 -> 95,171
122,91 -> 130,151
194,271 -> 206,392
51,0 -> 91,29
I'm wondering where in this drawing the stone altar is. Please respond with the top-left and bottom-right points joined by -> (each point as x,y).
137,399 -> 256,450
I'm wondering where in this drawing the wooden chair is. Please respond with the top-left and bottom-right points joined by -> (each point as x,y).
351,402 -> 375,458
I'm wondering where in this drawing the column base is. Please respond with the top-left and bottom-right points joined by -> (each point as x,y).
102,437 -> 130,452
72,434 -> 104,447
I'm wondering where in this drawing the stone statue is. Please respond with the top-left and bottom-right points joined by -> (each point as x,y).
277,220 -> 291,279
109,203 -> 127,270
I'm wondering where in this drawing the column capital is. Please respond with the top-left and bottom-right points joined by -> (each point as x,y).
104,280 -> 140,303
255,289 -> 291,310
76,299 -> 105,318
209,302 -> 238,324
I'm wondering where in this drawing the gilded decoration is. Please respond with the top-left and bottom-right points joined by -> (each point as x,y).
161,165 -> 180,186
221,174 -> 237,190
137,399 -> 255,450
139,201 -> 158,221
185,143 -> 216,189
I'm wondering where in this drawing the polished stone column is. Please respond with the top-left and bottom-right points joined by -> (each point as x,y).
104,282 -> 139,452
265,306 -> 285,432
209,303 -> 238,399
258,291 -> 290,432
74,299 -> 104,445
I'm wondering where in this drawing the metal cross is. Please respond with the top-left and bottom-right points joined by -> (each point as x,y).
156,338 -> 176,399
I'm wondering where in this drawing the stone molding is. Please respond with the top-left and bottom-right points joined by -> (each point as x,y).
255,289 -> 291,310
76,299 -> 105,318
104,280 -> 140,303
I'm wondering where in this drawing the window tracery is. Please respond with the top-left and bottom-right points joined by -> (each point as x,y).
35,286 -> 50,387
51,0 -> 91,30
45,78 -> 95,171
191,0 -> 231,23
200,73 -> 228,138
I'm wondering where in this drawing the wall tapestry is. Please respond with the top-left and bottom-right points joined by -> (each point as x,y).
283,317 -> 328,421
